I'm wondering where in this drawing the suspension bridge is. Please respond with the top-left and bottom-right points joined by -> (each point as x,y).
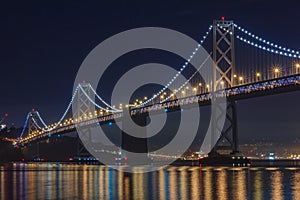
9,19 -> 300,157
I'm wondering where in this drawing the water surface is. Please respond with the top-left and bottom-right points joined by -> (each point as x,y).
1,163 -> 300,199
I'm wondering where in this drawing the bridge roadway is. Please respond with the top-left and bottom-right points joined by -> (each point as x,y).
16,73 -> 300,146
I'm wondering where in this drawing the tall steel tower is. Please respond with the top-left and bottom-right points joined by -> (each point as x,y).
212,19 -> 238,154
76,83 -> 93,157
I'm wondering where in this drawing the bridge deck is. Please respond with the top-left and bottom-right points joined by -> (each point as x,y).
16,73 -> 300,146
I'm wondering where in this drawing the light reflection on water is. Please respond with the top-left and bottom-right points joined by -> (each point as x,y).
0,163 -> 300,199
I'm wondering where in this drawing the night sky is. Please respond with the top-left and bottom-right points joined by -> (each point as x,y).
1,0 -> 300,143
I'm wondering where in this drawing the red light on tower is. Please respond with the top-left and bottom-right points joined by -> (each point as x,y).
32,108 -> 35,112
4,113 -> 8,117
221,16 -> 225,20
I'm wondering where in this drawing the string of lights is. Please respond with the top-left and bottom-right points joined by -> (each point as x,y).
79,84 -> 121,113
135,25 -> 213,108
163,52 -> 212,102
234,23 -> 300,55
18,82 -> 124,139
31,85 -> 80,133
35,111 -> 48,128
88,84 -> 122,112
236,35 -> 300,58
217,24 -> 300,59
32,117 -> 42,130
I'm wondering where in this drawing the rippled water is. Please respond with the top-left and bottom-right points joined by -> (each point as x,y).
1,163 -> 300,199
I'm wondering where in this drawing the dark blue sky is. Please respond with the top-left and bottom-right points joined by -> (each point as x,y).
1,0 -> 300,143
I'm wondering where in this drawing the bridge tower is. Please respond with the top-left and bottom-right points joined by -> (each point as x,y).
76,83 -> 93,122
212,19 -> 238,154
212,19 -> 235,89
27,111 -> 42,137
27,111 -> 42,157
76,83 -> 93,157
121,111 -> 149,165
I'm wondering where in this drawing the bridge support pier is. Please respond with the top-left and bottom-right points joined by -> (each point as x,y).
212,100 -> 239,154
121,112 -> 150,165
77,130 -> 92,158
36,142 -> 39,159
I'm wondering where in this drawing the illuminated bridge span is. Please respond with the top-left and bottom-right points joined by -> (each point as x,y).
13,19 -> 300,155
